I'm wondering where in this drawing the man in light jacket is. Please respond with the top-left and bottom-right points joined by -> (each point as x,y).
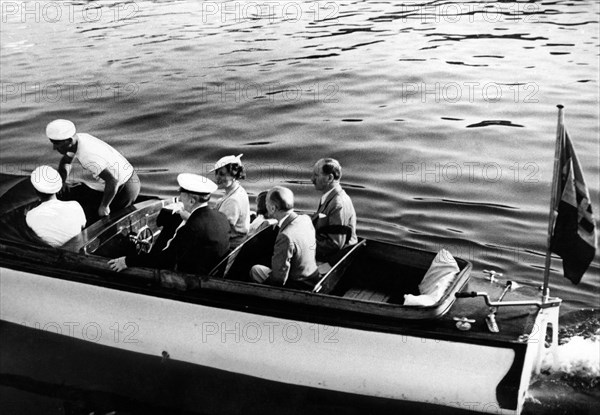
250,186 -> 319,289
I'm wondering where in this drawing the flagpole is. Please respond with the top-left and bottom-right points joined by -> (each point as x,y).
541,105 -> 564,301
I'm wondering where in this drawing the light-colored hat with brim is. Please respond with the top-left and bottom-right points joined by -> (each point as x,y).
209,153 -> 243,172
46,119 -> 76,140
177,173 -> 217,195
31,165 -> 63,194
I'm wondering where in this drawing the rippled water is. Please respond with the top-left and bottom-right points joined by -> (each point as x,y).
1,0 -> 599,413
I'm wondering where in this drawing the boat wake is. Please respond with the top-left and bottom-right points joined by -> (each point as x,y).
540,309 -> 599,386
524,309 -> 600,415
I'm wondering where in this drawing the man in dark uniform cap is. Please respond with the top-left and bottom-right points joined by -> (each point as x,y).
108,173 -> 230,275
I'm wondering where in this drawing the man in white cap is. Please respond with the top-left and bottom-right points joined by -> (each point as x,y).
108,174 -> 230,275
26,165 -> 86,248
46,119 -> 140,220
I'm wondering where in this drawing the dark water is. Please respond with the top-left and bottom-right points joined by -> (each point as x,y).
1,0 -> 598,413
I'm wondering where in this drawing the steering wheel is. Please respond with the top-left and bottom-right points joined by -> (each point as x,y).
133,226 -> 154,254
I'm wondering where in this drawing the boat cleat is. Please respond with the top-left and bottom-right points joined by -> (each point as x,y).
485,313 -> 499,333
483,269 -> 503,282
453,317 -> 475,331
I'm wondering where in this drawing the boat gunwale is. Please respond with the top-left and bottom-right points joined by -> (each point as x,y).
0,235 -> 540,349
0,229 -> 472,320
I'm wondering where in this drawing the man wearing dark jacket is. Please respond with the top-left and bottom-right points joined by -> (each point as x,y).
108,173 -> 230,275
311,158 -> 357,261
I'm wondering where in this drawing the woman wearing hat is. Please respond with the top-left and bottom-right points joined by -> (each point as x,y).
211,154 -> 250,248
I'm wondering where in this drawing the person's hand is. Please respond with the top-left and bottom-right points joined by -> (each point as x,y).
98,205 -> 110,217
178,210 -> 190,221
108,256 -> 128,272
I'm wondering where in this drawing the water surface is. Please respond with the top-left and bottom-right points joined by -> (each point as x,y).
1,0 -> 598,413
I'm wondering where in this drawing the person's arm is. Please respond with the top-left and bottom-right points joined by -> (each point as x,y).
109,220 -> 190,272
57,155 -> 73,183
97,168 -> 119,217
270,234 -> 294,285
110,233 -> 177,272
316,204 -> 347,256
108,256 -> 128,272
109,251 -> 162,272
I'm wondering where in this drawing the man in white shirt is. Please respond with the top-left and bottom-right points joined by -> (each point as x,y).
26,165 -> 86,247
46,119 -> 140,220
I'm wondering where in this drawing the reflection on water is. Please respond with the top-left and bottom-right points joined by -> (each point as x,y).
0,0 -> 598,413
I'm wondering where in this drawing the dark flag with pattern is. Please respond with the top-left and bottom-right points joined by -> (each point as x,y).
550,125 -> 597,284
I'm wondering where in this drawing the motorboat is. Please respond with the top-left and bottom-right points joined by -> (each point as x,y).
0,173 -> 561,414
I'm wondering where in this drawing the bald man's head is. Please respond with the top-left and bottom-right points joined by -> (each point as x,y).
267,186 -> 294,212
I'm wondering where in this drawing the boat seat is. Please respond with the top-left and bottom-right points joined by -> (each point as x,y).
210,224 -> 277,280
312,239 -> 366,294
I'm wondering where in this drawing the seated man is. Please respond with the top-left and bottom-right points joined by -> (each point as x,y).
108,173 -> 230,275
26,166 -> 86,247
250,186 -> 320,289
311,158 -> 358,261
247,190 -> 277,237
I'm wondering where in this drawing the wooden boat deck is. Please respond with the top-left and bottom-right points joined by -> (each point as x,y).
344,288 -> 391,303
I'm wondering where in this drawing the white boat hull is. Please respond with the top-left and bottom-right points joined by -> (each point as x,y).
0,267 -> 542,414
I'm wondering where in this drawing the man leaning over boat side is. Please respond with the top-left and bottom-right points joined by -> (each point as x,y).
26,166 -> 86,248
311,158 -> 357,261
45,119 -> 140,221
108,174 -> 230,275
250,186 -> 320,289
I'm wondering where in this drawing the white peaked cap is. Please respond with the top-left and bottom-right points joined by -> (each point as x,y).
31,165 -> 63,194
46,119 -> 76,140
210,154 -> 243,172
177,173 -> 217,194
